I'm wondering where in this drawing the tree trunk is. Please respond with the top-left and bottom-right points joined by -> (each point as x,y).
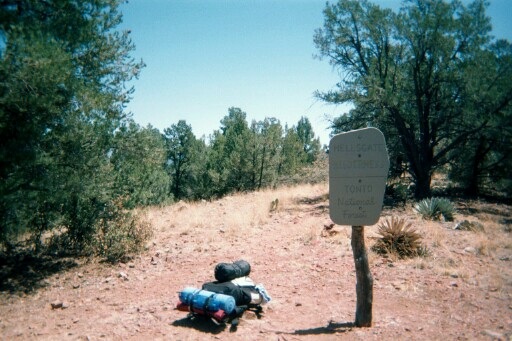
414,172 -> 432,200
465,138 -> 488,197
351,226 -> 373,327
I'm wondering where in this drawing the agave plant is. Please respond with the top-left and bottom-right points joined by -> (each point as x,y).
372,216 -> 426,258
414,197 -> 455,221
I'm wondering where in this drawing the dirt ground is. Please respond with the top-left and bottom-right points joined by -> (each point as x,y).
1,184 -> 511,340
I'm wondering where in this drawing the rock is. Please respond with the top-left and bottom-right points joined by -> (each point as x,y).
464,246 -> 477,254
481,329 -> 503,339
51,301 -> 63,309
454,220 -> 484,232
118,272 -> 129,281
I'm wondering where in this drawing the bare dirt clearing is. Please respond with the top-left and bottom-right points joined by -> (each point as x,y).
1,183 -> 511,340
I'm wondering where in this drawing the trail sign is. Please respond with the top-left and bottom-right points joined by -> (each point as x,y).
329,128 -> 389,226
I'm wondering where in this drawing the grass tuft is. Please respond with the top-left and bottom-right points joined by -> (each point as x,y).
372,216 -> 427,259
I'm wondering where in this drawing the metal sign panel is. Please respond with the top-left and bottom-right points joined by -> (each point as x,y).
329,128 -> 390,226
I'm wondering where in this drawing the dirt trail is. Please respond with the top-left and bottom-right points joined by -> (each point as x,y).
1,185 -> 511,340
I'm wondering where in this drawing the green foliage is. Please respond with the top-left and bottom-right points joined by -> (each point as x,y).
296,117 -> 321,163
204,108 -> 320,197
164,120 -> 203,200
372,217 -> 426,258
208,107 -> 252,194
249,117 -> 283,190
315,0 -> 512,199
112,121 -> 169,208
386,182 -> 410,206
414,197 -> 455,221
0,0 -> 144,251
278,126 -> 307,179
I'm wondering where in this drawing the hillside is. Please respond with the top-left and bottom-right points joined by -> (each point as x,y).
0,183 -> 511,340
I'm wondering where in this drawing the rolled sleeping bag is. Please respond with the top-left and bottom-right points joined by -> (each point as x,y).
178,287 -> 236,315
214,260 -> 251,282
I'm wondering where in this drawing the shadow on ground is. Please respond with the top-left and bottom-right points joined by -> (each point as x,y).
0,250 -> 78,294
293,321 -> 355,335
171,315 -> 227,334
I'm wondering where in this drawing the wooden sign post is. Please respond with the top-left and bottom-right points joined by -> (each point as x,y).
329,128 -> 389,327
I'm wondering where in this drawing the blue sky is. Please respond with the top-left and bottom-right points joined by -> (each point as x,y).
120,0 -> 511,146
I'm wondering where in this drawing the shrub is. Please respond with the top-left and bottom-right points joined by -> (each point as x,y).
372,216 -> 426,258
414,197 -> 455,221
93,210 -> 152,263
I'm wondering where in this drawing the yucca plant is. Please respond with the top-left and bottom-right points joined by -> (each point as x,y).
372,217 -> 426,258
414,197 -> 455,221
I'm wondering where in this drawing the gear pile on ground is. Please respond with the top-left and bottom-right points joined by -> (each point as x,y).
176,260 -> 271,328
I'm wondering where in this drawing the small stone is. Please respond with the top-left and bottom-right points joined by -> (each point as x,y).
72,283 -> 81,289
450,281 -> 458,287
482,330 -> 503,339
118,272 -> 129,281
51,301 -> 63,309
464,247 -> 477,254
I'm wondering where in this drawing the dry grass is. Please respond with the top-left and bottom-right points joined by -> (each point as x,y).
142,183 -> 329,243
141,183 -> 511,297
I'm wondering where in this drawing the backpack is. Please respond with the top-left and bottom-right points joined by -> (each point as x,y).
176,260 -> 271,328
202,278 -> 263,306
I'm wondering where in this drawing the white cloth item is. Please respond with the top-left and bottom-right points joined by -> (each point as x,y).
255,284 -> 271,303
230,276 -> 255,287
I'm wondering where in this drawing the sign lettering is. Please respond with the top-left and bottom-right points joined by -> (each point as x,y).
329,128 -> 390,226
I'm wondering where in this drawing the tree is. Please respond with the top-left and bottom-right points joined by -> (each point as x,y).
314,0 -> 512,198
249,118 -> 283,190
447,39 -> 512,196
278,126 -> 306,184
111,122 -> 169,208
0,0 -> 144,250
164,120 -> 201,200
211,107 -> 252,194
296,116 -> 321,163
